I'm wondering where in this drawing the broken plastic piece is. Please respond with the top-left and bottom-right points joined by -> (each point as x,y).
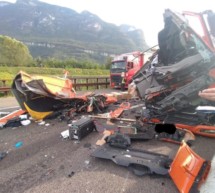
0,109 -> 26,128
109,102 -> 131,119
0,152 -> 7,160
176,124 -> 215,138
89,115 -> 136,122
15,141 -> 23,148
106,133 -> 131,148
196,106 -> 215,113
96,130 -> 114,146
91,144 -> 172,176
169,142 -> 211,193
21,119 -> 31,126
61,129 -> 69,139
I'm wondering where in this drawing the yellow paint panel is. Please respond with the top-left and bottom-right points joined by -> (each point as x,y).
20,71 -> 74,97
24,103 -> 53,120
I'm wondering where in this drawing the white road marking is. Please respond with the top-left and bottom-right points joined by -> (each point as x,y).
0,106 -> 19,111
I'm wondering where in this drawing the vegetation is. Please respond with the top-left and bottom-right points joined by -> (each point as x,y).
0,35 -> 112,69
0,66 -> 109,80
0,35 -> 33,66
33,57 -> 108,69
0,35 -> 111,93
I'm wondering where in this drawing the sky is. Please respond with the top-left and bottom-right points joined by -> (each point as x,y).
1,0 -> 215,47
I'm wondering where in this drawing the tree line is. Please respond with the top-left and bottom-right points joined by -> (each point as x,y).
0,35 -> 112,70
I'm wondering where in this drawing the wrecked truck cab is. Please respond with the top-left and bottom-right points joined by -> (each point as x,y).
130,9 -> 215,136
132,9 -> 215,101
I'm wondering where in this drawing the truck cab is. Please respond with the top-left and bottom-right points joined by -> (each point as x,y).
110,51 -> 144,90
183,10 -> 215,51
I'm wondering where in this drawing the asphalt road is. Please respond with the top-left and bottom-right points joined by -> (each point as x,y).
0,92 -> 215,193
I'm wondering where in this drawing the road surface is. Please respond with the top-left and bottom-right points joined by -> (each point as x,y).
0,92 -> 215,193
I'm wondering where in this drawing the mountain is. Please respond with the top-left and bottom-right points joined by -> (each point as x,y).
0,0 -> 149,63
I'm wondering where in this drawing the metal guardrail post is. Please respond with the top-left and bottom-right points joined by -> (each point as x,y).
86,78 -> 89,90
96,78 -> 99,89
0,80 -> 10,96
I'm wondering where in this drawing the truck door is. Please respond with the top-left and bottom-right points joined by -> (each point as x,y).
183,11 -> 215,51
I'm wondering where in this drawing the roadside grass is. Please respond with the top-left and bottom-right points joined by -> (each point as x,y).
0,67 -> 109,80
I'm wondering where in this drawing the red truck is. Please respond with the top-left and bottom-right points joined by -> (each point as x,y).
110,51 -> 144,90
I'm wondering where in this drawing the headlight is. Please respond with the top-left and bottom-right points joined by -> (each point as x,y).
121,72 -> 125,77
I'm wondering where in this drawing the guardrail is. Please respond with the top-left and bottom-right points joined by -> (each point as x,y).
0,79 -> 11,96
70,76 -> 110,90
0,76 -> 110,96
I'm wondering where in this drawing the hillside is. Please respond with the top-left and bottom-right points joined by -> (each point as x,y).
0,0 -> 149,63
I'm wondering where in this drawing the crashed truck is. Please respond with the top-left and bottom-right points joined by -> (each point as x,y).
110,51 -> 144,90
110,51 -> 153,90
87,9 -> 215,193
130,9 -> 215,137
6,9 -> 215,193
100,9 -> 215,193
125,9 -> 215,192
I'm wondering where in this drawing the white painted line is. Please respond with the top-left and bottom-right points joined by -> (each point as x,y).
0,112 -> 10,115
200,154 -> 215,193
0,106 -> 20,111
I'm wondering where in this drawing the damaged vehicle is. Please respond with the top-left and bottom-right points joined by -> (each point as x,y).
130,9 -> 215,137
11,71 -> 116,120
91,9 -> 214,193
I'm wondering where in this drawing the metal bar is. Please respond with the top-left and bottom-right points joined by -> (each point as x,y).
0,77 -> 110,95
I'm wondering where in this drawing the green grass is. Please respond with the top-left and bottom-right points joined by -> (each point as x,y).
0,66 -> 109,83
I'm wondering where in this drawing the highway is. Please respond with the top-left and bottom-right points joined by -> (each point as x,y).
0,93 -> 215,193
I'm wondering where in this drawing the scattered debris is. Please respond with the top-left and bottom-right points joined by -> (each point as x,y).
68,171 -> 75,178
96,130 -> 114,146
169,142 -> 211,193
38,121 -> 46,126
83,143 -> 91,148
91,144 -> 172,176
61,129 -> 69,139
21,119 -> 31,126
0,109 -> 26,128
84,160 -> 90,165
89,115 -> 136,122
69,117 -> 96,140
106,132 -> 131,148
0,152 -> 7,160
14,141 -> 23,148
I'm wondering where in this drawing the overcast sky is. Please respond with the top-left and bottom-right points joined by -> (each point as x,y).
1,0 -> 215,47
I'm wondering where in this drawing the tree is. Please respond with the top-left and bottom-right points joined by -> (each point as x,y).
0,35 -> 33,66
105,56 -> 113,69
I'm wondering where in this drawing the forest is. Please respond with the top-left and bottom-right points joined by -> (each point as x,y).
0,35 -> 112,71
